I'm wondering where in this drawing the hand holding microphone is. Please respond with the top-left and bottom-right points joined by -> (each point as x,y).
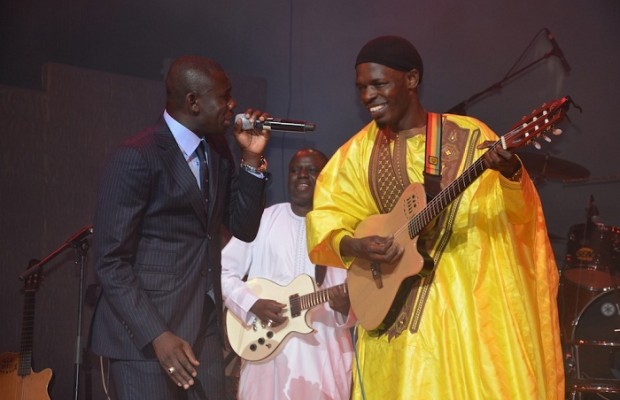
233,109 -> 273,168
235,113 -> 316,133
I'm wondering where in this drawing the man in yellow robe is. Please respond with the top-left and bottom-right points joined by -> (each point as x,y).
306,35 -> 564,399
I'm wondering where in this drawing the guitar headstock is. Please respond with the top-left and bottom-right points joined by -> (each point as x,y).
24,272 -> 42,293
502,96 -> 573,151
24,259 -> 42,293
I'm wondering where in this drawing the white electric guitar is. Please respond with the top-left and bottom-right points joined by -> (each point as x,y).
225,274 -> 347,362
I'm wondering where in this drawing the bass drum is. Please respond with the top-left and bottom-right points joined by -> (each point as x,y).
558,278 -> 603,342
569,289 -> 620,395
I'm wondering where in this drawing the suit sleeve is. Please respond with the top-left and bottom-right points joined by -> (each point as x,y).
225,169 -> 269,242
209,135 -> 269,243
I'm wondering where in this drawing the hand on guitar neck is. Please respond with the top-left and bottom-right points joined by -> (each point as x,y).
477,140 -> 523,180
326,283 -> 351,317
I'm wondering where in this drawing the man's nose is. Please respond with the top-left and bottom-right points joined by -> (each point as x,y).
360,87 -> 377,104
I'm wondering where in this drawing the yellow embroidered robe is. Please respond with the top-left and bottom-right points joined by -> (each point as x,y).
306,115 -> 564,399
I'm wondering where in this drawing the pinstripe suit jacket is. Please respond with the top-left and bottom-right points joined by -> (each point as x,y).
89,118 -> 268,360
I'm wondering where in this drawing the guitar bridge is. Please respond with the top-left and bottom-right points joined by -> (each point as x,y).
370,262 -> 383,289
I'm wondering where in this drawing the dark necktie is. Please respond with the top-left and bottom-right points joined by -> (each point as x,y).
197,141 -> 213,298
196,141 -> 209,205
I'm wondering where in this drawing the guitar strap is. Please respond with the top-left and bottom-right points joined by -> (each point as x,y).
405,125 -> 480,336
315,264 -> 327,287
367,115 -> 478,338
423,112 -> 443,198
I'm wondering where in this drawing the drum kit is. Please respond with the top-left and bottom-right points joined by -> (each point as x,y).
559,221 -> 620,399
518,152 -> 620,399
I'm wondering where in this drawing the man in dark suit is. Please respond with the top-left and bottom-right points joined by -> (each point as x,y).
89,55 -> 271,399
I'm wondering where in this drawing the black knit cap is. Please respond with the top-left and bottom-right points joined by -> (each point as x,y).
355,35 -> 424,82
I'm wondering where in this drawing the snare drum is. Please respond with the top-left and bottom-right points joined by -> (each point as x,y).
562,223 -> 620,290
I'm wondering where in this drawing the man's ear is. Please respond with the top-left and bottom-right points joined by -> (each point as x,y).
186,92 -> 200,114
406,69 -> 421,89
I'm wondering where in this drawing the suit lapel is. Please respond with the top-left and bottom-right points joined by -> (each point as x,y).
155,122 -> 209,229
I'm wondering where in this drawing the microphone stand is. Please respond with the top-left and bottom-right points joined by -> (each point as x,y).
19,224 -> 93,280
72,236 -> 89,400
446,49 -> 557,115
18,224 -> 93,400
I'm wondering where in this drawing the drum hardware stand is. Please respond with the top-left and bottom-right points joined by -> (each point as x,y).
565,319 -> 620,399
19,224 -> 94,400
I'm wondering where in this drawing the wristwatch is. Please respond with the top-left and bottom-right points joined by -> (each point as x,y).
240,156 -> 267,174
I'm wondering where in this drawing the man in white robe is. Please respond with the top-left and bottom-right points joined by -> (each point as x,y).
222,148 -> 354,400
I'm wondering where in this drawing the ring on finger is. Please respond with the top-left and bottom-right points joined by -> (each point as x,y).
167,366 -> 175,374
267,319 -> 273,328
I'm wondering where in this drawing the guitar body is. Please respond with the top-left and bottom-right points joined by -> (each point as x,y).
348,183 -> 433,331
226,274 -> 316,362
0,352 -> 52,400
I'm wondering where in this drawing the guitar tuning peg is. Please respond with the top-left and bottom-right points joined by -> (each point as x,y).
552,128 -> 562,136
532,141 -> 542,150
542,134 -> 552,143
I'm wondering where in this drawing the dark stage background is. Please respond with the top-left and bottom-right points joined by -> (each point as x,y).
1,1 -> 619,399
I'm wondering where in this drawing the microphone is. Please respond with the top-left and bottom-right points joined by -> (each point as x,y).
544,28 -> 571,72
235,114 -> 316,133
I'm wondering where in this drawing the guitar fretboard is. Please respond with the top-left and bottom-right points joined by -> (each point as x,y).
289,283 -> 347,317
408,149 -> 491,238
18,287 -> 36,376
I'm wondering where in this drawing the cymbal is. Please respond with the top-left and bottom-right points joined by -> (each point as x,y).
515,152 -> 590,181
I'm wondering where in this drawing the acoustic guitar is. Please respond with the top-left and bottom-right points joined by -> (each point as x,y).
226,274 -> 347,361
348,97 -> 574,331
0,269 -> 53,400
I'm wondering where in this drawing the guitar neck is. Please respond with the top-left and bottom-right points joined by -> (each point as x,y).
409,146 -> 493,237
407,97 -> 574,237
291,283 -> 347,313
18,289 -> 36,376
